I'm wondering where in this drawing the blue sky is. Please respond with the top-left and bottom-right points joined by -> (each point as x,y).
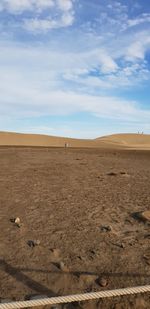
0,0 -> 150,138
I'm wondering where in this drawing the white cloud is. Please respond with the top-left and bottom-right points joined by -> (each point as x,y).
126,32 -> 150,60
127,13 -> 150,28
24,14 -> 74,32
0,0 -> 75,32
57,0 -> 73,12
0,0 -> 55,13
61,12 -> 74,26
0,51 -> 149,124
98,51 -> 118,73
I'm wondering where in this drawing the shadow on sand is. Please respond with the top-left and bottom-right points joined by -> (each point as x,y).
0,259 -> 150,301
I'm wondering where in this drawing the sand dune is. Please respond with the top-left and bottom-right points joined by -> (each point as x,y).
0,131 -> 95,148
96,133 -> 150,149
0,131 -> 150,149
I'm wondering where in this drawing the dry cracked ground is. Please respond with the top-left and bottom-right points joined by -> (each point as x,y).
0,147 -> 150,309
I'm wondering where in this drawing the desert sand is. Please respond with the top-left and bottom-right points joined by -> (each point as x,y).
0,133 -> 150,309
0,131 -> 150,149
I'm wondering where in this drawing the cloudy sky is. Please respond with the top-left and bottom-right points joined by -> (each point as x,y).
0,0 -> 150,138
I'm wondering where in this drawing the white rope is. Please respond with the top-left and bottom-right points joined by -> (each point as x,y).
0,285 -> 150,309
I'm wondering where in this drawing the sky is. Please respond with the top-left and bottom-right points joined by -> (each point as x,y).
0,0 -> 150,138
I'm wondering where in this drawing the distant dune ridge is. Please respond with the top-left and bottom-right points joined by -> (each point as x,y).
0,131 -> 150,149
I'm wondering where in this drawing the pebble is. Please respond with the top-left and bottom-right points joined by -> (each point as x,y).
120,171 -> 127,175
15,217 -> 21,227
111,242 -> 125,249
10,217 -> 21,227
50,248 -> 60,259
101,225 -> 112,232
141,211 -> 150,222
133,211 -> 150,223
143,254 -> 150,265
97,277 -> 108,287
59,261 -> 69,272
27,240 -> 40,248
107,172 -> 117,176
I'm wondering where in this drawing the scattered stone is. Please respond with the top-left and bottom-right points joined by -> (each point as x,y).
27,240 -> 40,248
129,240 -> 136,246
89,249 -> 96,255
107,172 -> 117,176
54,261 -> 69,272
50,248 -> 61,260
111,242 -> 125,249
88,249 -> 96,260
120,171 -> 126,175
77,255 -> 83,260
132,211 -> 150,223
97,277 -> 108,287
10,217 -> 21,228
141,211 -> 150,222
101,225 -> 112,232
15,217 -> 21,227
143,254 -> 150,265
59,261 -> 69,272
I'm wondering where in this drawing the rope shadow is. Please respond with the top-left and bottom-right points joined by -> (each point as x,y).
0,259 -> 57,297
1,259 -> 150,279
10,267 -> 150,279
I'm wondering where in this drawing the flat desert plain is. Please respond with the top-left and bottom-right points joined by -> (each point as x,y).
0,133 -> 150,309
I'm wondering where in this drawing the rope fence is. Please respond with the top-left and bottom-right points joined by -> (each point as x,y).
0,285 -> 150,309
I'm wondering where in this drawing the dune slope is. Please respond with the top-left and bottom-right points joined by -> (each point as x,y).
96,133 -> 150,149
0,131 -> 95,148
0,132 -> 150,149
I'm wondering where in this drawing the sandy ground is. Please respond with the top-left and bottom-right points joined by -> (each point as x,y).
0,147 -> 150,309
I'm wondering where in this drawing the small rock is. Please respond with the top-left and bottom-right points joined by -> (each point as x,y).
143,254 -> 150,265
53,261 -> 69,272
15,217 -> 21,227
50,248 -> 61,260
111,242 -> 125,249
89,249 -> 96,255
77,255 -> 83,260
10,217 -> 21,227
107,172 -> 117,176
59,261 -> 69,272
141,211 -> 150,222
101,225 -> 112,232
27,240 -> 40,248
97,277 -> 108,287
133,211 -> 150,223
